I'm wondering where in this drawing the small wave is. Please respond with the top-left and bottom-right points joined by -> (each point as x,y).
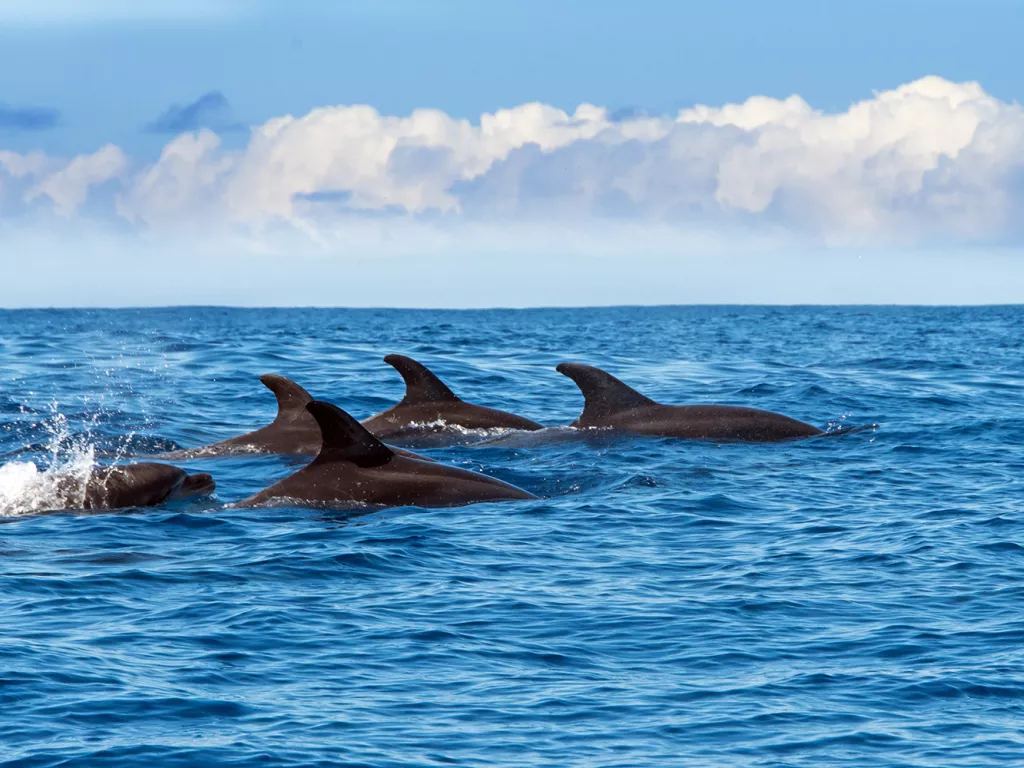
384,419 -> 525,447
822,415 -> 878,437
226,495 -> 380,512
474,425 -> 618,448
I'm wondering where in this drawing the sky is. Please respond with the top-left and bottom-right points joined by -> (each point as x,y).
2,0 -> 1024,307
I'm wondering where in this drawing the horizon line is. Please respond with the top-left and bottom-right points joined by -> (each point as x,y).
1,302 -> 1022,312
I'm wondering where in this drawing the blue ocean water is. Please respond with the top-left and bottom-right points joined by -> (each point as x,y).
0,306 -> 1022,767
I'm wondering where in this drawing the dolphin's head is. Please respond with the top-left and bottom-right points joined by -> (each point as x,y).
85,462 -> 205,509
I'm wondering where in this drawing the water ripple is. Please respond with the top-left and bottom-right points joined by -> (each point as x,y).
1,306 -> 1022,767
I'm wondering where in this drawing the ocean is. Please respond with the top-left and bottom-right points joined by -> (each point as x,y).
1,305 -> 1022,767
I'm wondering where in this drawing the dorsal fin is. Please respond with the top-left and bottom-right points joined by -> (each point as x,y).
384,354 -> 460,405
556,363 -> 656,423
307,400 -> 395,467
261,374 -> 314,423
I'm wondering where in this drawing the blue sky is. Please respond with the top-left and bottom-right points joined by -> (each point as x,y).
2,0 -> 1024,306
3,0 -> 1022,157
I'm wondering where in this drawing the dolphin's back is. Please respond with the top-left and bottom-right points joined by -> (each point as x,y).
237,400 -> 536,509
361,355 -> 543,440
556,362 -> 822,442
608,403 -> 822,442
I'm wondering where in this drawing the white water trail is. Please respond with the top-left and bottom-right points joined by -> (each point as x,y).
407,419 -> 516,439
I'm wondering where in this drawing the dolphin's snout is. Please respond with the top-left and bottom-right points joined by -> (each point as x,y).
180,472 -> 216,498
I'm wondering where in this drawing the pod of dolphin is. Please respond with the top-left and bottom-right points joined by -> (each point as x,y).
26,355 -> 833,513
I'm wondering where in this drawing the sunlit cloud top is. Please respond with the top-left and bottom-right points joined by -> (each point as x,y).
3,76 -> 1024,246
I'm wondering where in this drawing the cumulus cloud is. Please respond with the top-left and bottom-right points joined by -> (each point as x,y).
116,130 -> 232,226
143,91 -> 243,134
0,103 -> 60,132
25,145 -> 128,216
7,76 -> 1024,244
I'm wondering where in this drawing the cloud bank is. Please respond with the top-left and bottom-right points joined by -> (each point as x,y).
4,76 -> 1024,245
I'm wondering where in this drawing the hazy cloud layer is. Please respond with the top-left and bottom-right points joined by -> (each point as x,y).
0,103 -> 60,132
143,91 -> 243,134
5,76 -> 1024,244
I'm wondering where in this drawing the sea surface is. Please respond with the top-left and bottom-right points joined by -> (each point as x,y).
1,306 -> 1022,767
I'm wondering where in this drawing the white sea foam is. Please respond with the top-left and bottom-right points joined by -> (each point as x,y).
406,419 -> 515,439
0,407 -> 98,517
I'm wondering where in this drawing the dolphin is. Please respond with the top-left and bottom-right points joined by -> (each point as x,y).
80,462 -> 216,510
161,374 -> 427,460
360,355 -> 544,444
556,362 -> 823,442
235,400 -> 537,510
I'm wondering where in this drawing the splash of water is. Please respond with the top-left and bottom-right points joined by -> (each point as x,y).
0,405 -> 98,517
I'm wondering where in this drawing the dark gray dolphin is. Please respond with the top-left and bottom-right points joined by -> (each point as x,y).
360,355 -> 543,444
556,363 -> 823,442
236,400 -> 537,510
161,374 -> 427,460
81,463 -> 216,510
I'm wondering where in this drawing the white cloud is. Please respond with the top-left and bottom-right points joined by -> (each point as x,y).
115,130 -> 231,226
0,150 -> 52,179
7,76 -> 1024,245
0,149 -> 52,212
220,102 -> 614,223
25,144 -> 127,216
